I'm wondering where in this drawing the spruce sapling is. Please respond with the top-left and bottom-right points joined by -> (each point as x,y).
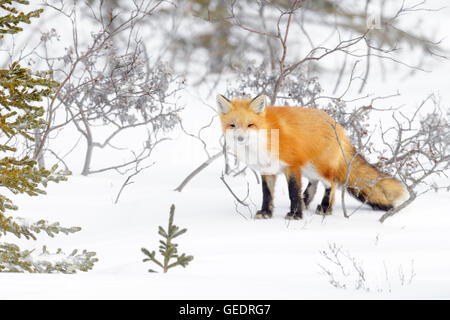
141,204 -> 193,273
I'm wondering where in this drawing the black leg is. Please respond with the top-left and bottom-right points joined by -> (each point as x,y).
303,180 -> 318,208
286,174 -> 303,220
316,187 -> 333,215
256,175 -> 275,219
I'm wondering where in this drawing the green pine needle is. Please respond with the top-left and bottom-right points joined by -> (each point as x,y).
141,204 -> 193,273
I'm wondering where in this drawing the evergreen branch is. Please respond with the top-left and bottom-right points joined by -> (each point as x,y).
141,204 -> 193,273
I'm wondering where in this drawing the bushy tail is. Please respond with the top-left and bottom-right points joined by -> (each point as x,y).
337,152 -> 408,211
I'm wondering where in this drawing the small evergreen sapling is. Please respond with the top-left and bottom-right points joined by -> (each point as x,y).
141,204 -> 193,273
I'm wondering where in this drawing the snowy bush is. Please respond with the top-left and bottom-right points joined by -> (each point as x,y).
226,61 -> 322,108
318,243 -> 416,292
30,0 -> 184,176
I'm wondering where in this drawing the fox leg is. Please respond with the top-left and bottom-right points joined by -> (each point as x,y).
255,174 -> 276,219
303,180 -> 318,208
315,181 -> 336,215
284,167 -> 304,220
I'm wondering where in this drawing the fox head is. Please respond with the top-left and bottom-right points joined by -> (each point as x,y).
217,94 -> 268,146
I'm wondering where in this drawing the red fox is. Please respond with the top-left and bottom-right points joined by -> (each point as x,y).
217,94 -> 409,219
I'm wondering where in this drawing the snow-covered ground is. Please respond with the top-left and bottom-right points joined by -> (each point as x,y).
1,2 -> 450,300
1,162 -> 449,299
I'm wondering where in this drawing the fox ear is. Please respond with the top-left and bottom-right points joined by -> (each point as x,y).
216,94 -> 232,114
249,94 -> 267,113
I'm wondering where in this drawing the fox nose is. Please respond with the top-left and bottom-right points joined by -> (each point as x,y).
237,136 -> 244,142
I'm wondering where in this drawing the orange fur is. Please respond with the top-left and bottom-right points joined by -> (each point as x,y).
219,97 -> 408,212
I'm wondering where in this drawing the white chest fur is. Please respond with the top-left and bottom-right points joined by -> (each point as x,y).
225,129 -> 286,175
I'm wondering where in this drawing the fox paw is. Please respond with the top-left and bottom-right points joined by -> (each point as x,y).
315,205 -> 332,216
255,210 -> 272,219
285,211 -> 303,220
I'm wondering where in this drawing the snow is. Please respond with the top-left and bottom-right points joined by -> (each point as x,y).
1,156 -> 449,299
1,1 -> 450,300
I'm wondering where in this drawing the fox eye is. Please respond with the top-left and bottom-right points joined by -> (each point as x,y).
248,123 -> 255,128
229,124 -> 235,128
